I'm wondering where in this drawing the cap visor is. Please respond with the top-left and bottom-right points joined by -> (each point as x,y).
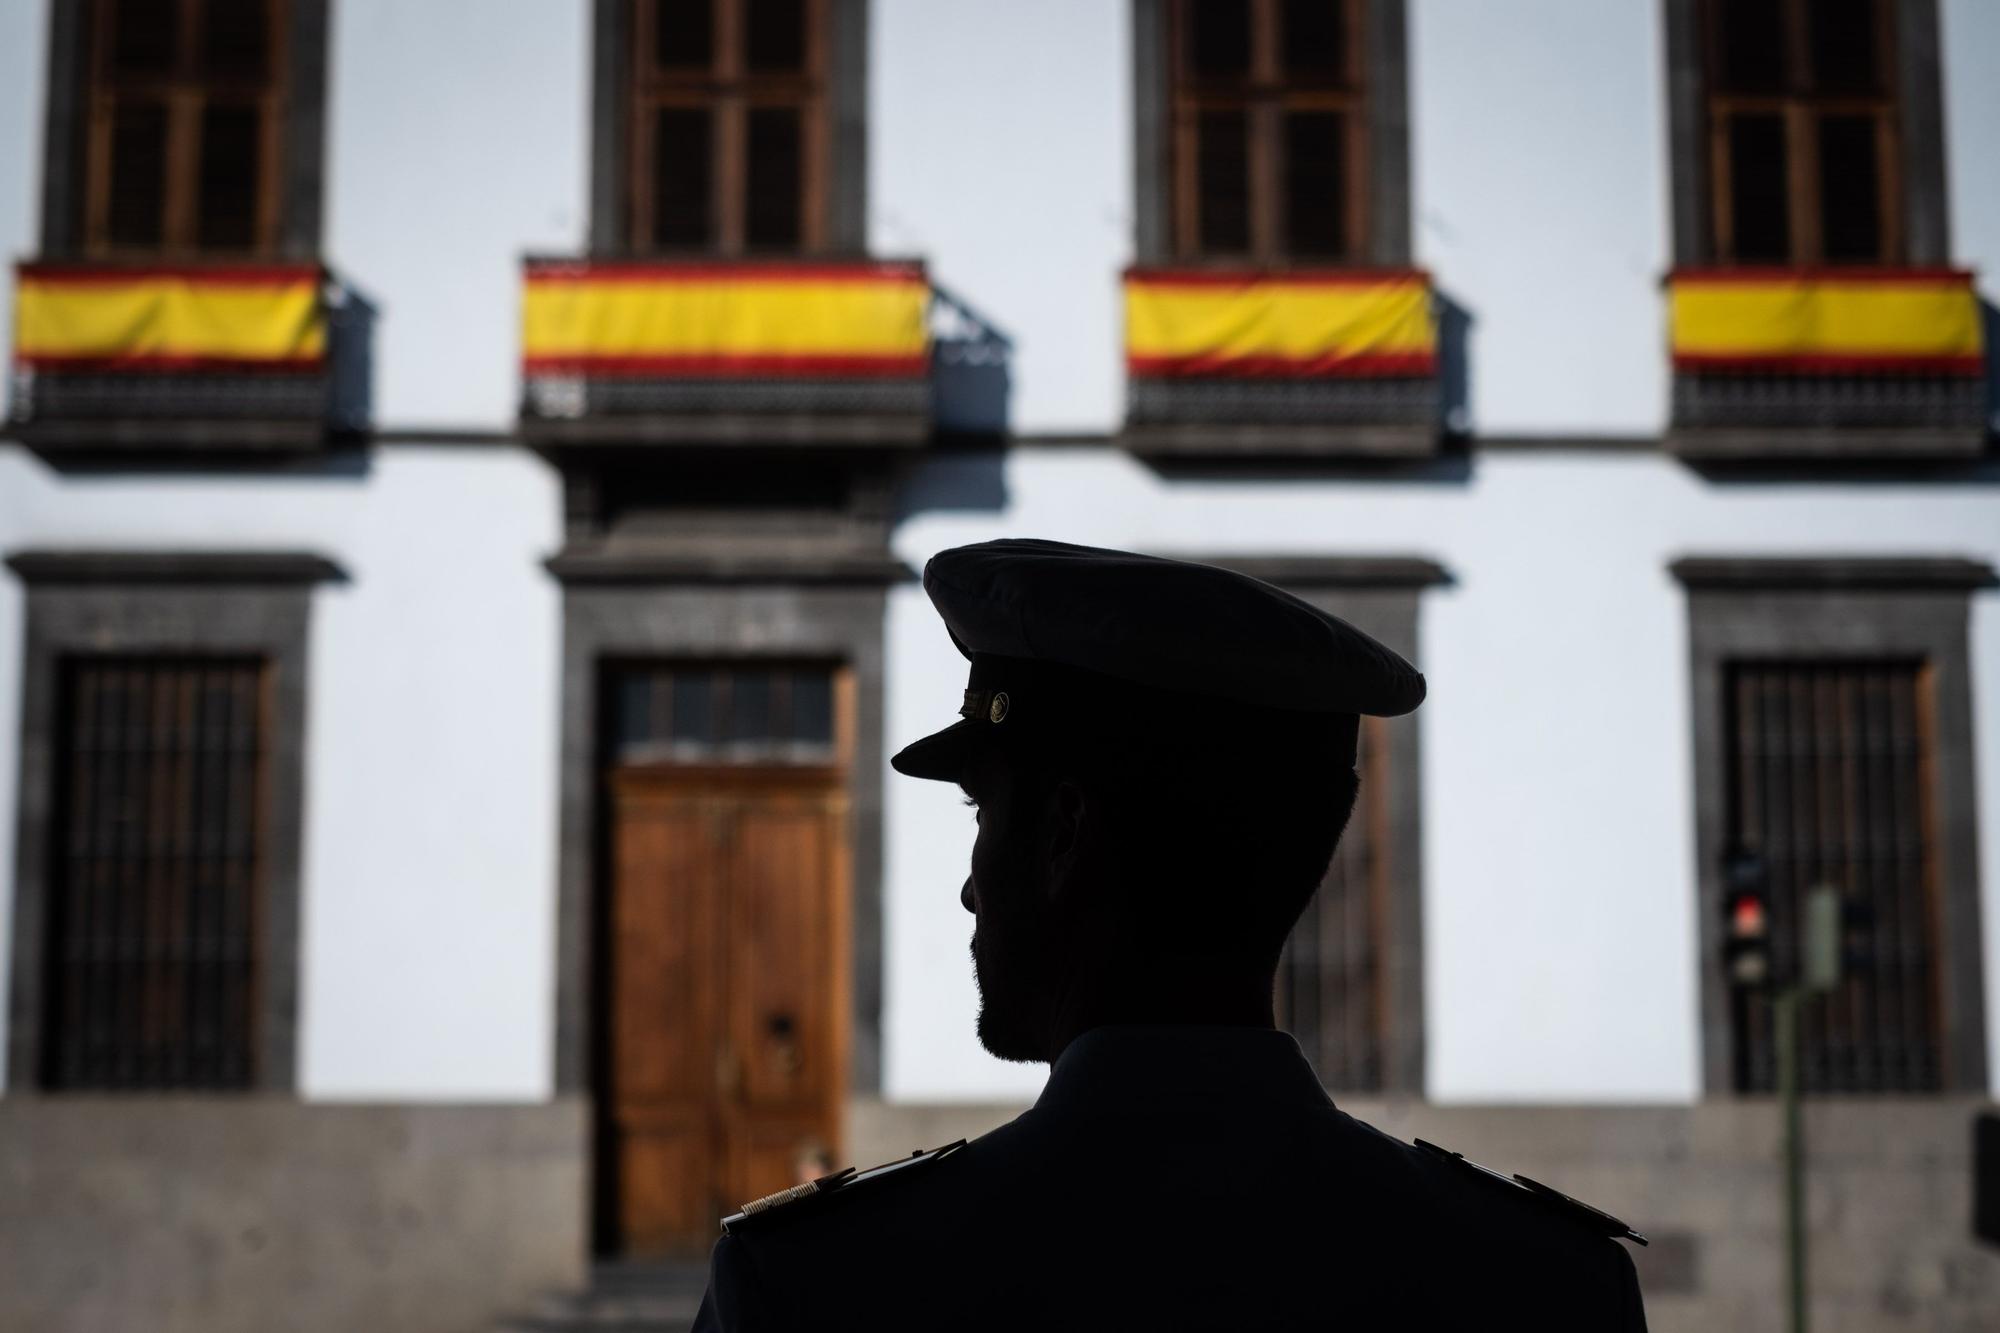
890,719 -> 979,781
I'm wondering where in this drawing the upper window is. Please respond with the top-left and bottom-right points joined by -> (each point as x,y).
83,0 -> 288,255
1701,0 -> 1900,265
1168,0 -> 1367,262
630,0 -> 829,253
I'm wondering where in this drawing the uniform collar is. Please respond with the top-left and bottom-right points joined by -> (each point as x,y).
1033,1025 -> 1335,1117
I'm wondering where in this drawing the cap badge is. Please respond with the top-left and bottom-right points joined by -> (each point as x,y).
988,692 -> 1010,724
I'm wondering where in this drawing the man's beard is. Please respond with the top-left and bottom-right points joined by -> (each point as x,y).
971,920 -> 1060,1064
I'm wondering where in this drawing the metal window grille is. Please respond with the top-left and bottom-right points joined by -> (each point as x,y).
609,662 -> 838,765
44,657 -> 268,1090
1725,659 -> 1943,1093
1276,716 -> 1388,1091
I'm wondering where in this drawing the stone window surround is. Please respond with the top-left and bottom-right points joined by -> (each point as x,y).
37,0 -> 333,259
1131,0 -> 1415,267
1188,554 -> 1446,1094
1661,0 -> 1952,267
1672,555 -> 1993,1095
4,550 -> 341,1093
588,0 -> 871,255
549,561 -> 899,1100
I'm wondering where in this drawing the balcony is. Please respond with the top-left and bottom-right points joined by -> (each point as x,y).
1666,268 -> 1989,459
518,258 -> 932,448
8,260 -> 365,454
1121,267 -> 1441,458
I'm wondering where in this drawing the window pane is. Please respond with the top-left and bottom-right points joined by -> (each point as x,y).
1280,0 -> 1346,84
730,670 -> 775,743
790,672 -> 833,745
107,101 -> 169,248
652,107 -> 713,247
196,104 -> 262,249
1283,111 -> 1347,258
745,0 -> 807,73
1188,0 -> 1251,78
670,672 -> 714,744
1195,107 -> 1250,253
108,0 -> 180,79
1818,113 -> 1882,262
1808,0 -> 1881,94
655,0 -> 714,70
1727,113 -> 1792,262
202,0 -> 272,82
745,106 -> 804,249
1716,0 -> 1788,92
615,674 -> 653,752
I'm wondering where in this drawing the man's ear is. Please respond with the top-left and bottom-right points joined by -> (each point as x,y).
1043,778 -> 1088,903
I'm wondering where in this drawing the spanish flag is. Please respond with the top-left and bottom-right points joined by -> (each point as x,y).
14,263 -> 326,372
1125,269 -> 1436,378
522,260 -> 930,379
1668,268 -> 1983,375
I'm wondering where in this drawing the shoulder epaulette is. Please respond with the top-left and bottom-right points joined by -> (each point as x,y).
1414,1138 -> 1648,1246
721,1140 -> 968,1235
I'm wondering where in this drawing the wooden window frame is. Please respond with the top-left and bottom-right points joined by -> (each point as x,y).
81,0 -> 291,257
627,0 -> 832,255
40,0 -> 328,259
1667,0 -> 1951,268
1166,0 -> 1370,263
1673,557 -> 1992,1098
1700,0 -> 1902,266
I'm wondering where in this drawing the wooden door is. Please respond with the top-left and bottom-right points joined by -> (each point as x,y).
608,767 -> 849,1255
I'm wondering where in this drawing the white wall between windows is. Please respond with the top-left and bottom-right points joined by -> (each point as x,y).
883,448 -> 2000,1104
0,446 -> 566,1100
324,0 -> 589,430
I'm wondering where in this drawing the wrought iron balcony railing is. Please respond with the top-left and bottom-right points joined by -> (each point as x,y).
8,260 -> 366,452
1666,267 -> 1989,458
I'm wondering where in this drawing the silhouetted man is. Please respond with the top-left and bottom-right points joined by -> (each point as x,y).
694,539 -> 1648,1330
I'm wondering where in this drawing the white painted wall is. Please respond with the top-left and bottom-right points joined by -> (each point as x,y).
883,449 -> 2000,1104
325,0 -> 589,431
871,0 -> 1132,436
0,445 -> 566,1099
1409,0 -> 1671,436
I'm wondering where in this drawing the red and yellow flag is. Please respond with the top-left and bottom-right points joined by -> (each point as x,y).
1668,268 -> 1982,374
13,263 -> 326,372
521,260 -> 930,378
1125,268 -> 1436,378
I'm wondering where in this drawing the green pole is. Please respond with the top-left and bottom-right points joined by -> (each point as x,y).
1776,986 -> 1807,1333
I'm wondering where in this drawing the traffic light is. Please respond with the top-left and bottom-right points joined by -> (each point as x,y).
1723,848 -> 1772,990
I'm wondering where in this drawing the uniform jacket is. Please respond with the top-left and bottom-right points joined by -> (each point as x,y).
694,1025 -> 1648,1331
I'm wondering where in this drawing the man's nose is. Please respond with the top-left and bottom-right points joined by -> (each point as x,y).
960,878 -> 976,913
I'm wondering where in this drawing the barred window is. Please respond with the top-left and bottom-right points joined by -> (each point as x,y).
1702,0 -> 1900,264
86,0 -> 288,254
1169,0 -> 1367,261
44,657 -> 269,1090
631,0 -> 829,252
1724,660 -> 1942,1092
1276,716 -> 1388,1090
610,661 -> 840,764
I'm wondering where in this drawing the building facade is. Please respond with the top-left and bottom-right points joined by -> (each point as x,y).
1,2 -> 1997,1329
